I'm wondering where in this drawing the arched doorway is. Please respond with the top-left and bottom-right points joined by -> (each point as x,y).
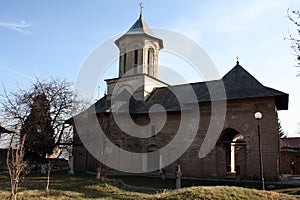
220,128 -> 246,175
147,145 -> 159,171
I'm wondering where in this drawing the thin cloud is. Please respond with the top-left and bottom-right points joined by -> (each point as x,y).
0,20 -> 32,34
172,0 -> 283,39
0,65 -> 34,81
241,0 -> 281,21
211,0 -> 282,33
246,35 -> 281,54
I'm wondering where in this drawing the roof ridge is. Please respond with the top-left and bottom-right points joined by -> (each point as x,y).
126,15 -> 157,37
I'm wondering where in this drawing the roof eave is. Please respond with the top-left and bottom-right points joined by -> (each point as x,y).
115,33 -> 163,49
275,93 -> 289,110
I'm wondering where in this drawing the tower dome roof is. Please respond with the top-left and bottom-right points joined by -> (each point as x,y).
115,13 -> 163,48
126,14 -> 156,37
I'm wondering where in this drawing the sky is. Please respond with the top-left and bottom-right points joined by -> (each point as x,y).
0,0 -> 299,136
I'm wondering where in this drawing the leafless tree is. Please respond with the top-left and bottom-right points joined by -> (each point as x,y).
0,78 -> 83,146
45,161 -> 52,191
6,132 -> 29,200
1,78 -> 87,191
287,8 -> 300,138
286,8 -> 300,76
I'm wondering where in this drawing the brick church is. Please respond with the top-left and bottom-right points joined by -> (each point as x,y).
72,12 -> 289,181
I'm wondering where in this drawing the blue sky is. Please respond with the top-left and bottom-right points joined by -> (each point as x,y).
0,0 -> 299,136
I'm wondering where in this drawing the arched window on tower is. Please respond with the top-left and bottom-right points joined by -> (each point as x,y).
134,50 -> 138,74
147,48 -> 154,76
123,53 -> 127,75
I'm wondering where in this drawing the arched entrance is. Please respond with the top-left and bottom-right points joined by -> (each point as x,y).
220,128 -> 246,175
147,145 -> 159,171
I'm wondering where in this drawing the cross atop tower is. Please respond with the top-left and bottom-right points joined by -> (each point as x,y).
139,2 -> 143,17
236,56 -> 239,65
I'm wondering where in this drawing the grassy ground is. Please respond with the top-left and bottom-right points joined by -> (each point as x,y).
108,174 -> 300,195
0,172 -> 299,200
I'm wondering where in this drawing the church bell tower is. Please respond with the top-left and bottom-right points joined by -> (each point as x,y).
105,6 -> 167,101
114,11 -> 163,78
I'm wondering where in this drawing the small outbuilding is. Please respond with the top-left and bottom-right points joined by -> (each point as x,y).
280,137 -> 300,174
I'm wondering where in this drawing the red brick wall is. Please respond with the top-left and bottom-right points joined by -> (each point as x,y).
73,96 -> 280,180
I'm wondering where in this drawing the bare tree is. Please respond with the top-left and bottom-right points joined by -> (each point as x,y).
286,8 -> 300,76
0,78 -> 81,147
1,78 -> 86,191
6,132 -> 29,200
45,160 -> 52,191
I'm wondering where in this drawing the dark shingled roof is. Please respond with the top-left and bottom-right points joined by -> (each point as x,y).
92,63 -> 288,114
222,63 -> 288,110
280,137 -> 300,149
93,90 -> 146,113
126,14 -> 157,36
115,14 -> 163,49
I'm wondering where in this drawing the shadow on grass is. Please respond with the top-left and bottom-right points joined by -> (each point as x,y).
1,172 -> 299,199
0,172 -> 155,199
107,174 -> 300,197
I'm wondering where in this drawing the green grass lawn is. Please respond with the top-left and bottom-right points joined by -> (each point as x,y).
108,174 -> 300,194
0,172 -> 299,200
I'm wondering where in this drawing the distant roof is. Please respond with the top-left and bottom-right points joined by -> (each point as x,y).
91,62 -> 288,114
280,137 -> 300,149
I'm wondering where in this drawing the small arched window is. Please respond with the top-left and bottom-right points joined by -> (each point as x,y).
147,48 -> 154,76
134,50 -> 138,74
123,53 -> 127,75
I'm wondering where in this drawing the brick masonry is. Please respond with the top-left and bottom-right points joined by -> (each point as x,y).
73,96 -> 281,181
